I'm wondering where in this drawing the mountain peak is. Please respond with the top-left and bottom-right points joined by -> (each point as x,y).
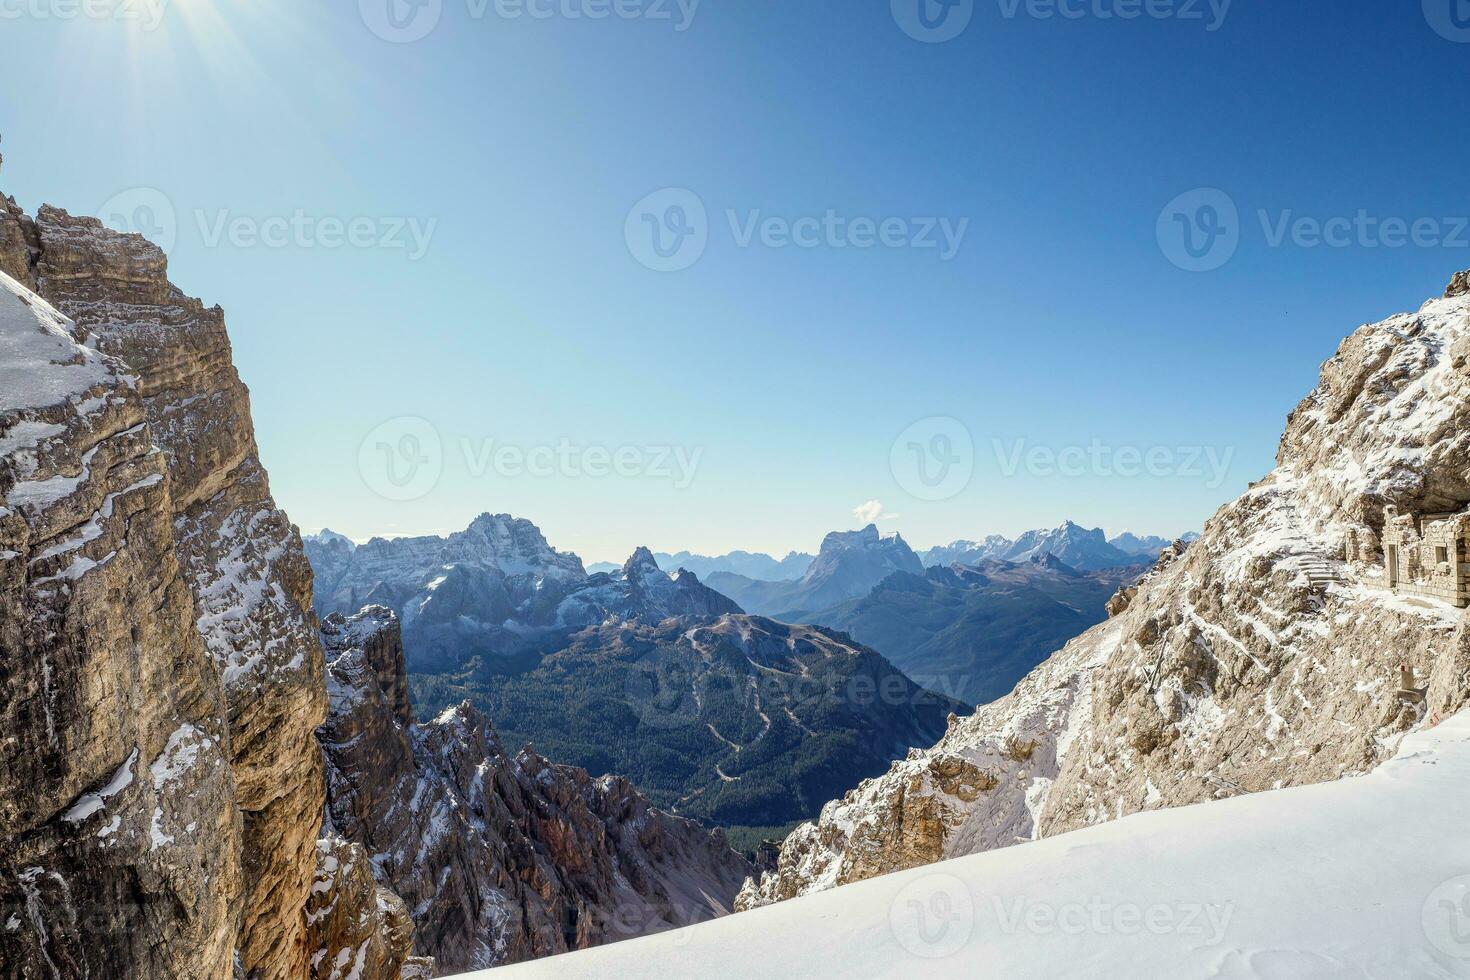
623,546 -> 662,577
1447,268 -> 1469,299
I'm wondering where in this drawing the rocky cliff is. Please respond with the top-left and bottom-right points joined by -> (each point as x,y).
319,607 -> 753,973
0,262 -> 244,977
740,270 -> 1470,909
0,179 -> 419,977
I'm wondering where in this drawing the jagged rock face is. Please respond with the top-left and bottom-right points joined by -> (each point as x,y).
1448,269 -> 1470,299
11,204 -> 330,978
319,607 -> 754,973
305,837 -> 433,980
0,270 -> 242,977
741,273 -> 1470,909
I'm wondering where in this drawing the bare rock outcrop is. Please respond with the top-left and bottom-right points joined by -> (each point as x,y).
304,836 -> 433,980
741,270 -> 1470,908
320,607 -> 755,973
17,204 -> 330,979
0,269 -> 243,976
0,169 -> 414,979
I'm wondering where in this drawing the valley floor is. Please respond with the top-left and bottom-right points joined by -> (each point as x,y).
466,711 -> 1470,979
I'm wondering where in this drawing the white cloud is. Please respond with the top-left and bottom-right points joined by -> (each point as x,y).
853,499 -> 900,524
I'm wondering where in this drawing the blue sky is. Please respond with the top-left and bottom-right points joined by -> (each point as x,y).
3,0 -> 1469,563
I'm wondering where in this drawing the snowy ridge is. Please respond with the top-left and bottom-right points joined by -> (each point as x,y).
480,710 -> 1470,979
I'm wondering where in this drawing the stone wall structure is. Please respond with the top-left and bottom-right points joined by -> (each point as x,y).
1382,505 -> 1470,607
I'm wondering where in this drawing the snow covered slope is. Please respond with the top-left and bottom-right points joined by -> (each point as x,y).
466,711 -> 1470,979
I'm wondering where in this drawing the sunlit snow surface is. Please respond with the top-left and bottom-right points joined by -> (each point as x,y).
466,712 -> 1470,979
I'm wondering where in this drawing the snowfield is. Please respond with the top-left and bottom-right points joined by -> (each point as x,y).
468,711 -> 1470,979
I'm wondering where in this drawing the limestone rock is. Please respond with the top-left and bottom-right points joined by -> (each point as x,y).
0,269 -> 242,977
305,836 -> 433,980
1447,267 -> 1470,299
320,607 -> 754,973
22,204 -> 330,979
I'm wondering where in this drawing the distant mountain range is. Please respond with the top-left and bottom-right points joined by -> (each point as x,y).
707,525 -> 924,621
305,516 -> 737,672
588,550 -> 814,581
805,555 -> 1141,705
919,522 -> 1198,571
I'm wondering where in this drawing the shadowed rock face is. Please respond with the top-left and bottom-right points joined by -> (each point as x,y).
741,271 -> 1470,910
319,606 -> 755,973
